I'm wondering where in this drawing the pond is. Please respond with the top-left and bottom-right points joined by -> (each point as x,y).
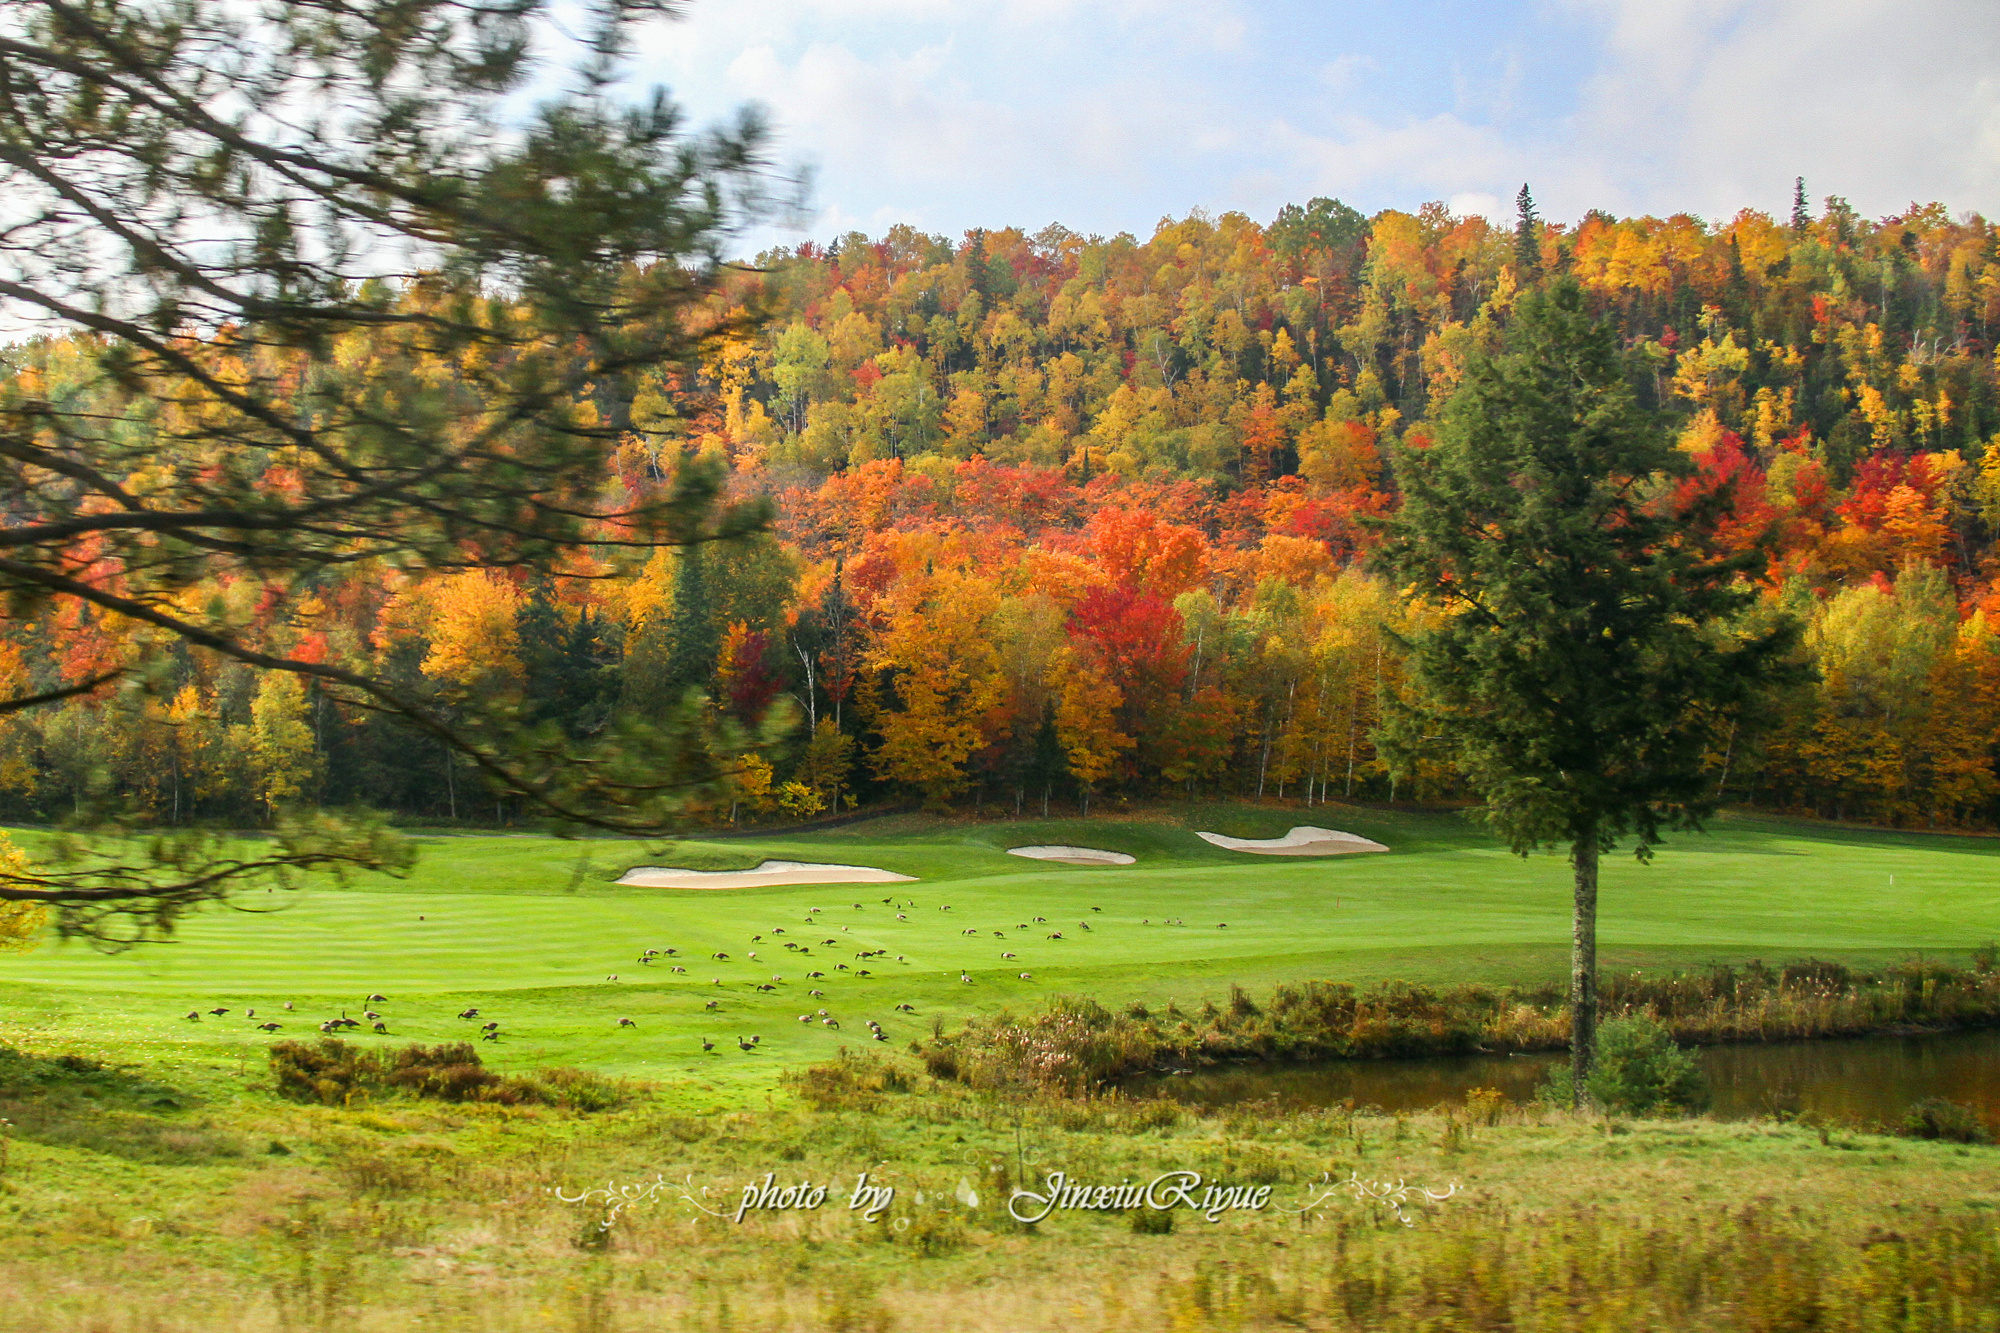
1128,1027 -> 2000,1129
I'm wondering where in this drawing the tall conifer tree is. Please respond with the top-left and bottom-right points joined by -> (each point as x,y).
1375,280 -> 1803,1102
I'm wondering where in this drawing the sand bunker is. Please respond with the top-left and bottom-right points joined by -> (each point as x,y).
1196,826 -> 1388,856
616,860 -> 916,889
1007,845 -> 1136,867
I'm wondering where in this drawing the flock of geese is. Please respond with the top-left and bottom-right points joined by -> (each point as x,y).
176,892 -> 1237,1056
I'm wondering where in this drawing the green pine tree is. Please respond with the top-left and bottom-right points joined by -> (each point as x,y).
1514,184 -> 1543,278
1375,279 -> 1805,1104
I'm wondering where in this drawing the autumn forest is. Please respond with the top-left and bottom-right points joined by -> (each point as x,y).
9,189 -> 2000,831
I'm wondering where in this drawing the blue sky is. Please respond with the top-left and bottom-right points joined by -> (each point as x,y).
602,0 -> 1997,246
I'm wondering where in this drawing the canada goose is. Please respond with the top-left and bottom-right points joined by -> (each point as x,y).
1002,952 -> 1016,959
372,1022 -> 387,1033
704,999 -> 719,1009
366,993 -> 387,1003
283,1001 -> 294,1010
209,1007 -> 229,1016
960,974 -> 972,983
1019,972 -> 1032,981
751,935 -> 762,942
809,989 -> 824,997
702,1039 -> 714,1051
481,1021 -> 499,1032
880,898 -> 891,904
1091,907 -> 1102,913
246,1009 -> 256,1019
747,952 -> 758,960
1048,932 -> 1063,940
771,928 -> 785,935
894,1003 -> 915,1012
822,1018 -> 839,1028
258,1022 -> 281,1032
896,913 -> 906,920
737,1037 -> 755,1050
184,1011 -> 201,1021
364,1011 -> 380,1021
459,1008 -> 480,1019
712,952 -> 729,960
1034,916 -> 1046,923
751,1035 -> 761,1044
671,966 -> 686,973
1217,922 -> 1227,928
873,1031 -> 888,1041
618,1018 -> 636,1027
755,984 -> 776,993
481,1030 -> 498,1041
797,1014 -> 811,1023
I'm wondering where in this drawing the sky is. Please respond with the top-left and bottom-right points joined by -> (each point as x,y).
593,0 -> 2000,250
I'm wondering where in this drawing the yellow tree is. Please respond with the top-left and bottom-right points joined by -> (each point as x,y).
421,571 -> 525,696
0,832 -> 47,952
250,673 -> 319,821
868,569 -> 1005,807
1048,647 -> 1132,816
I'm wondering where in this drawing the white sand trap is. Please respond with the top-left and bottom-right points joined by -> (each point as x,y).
1007,845 -> 1136,867
616,860 -> 916,889
1196,826 -> 1388,856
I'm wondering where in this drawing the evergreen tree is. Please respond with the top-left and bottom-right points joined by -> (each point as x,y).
1514,184 -> 1543,278
1375,280 -> 1804,1104
662,547 -> 720,700
1791,177 -> 1811,234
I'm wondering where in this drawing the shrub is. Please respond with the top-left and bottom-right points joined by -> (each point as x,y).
1899,1098 -> 1992,1144
1587,1017 -> 1706,1114
1536,1019 -> 1705,1114
535,1067 -> 630,1113
267,1040 -> 563,1108
1129,1205 -> 1174,1234
783,1050 -> 910,1109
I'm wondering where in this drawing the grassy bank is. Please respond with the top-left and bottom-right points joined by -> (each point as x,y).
1,1042 -> 1997,1331
918,958 -> 2000,1091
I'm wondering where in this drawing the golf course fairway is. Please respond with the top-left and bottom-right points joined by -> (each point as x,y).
0,803 -> 1994,1102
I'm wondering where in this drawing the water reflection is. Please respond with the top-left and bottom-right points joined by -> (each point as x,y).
1130,1028 -> 2000,1129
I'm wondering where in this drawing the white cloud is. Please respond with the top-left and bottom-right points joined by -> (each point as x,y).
618,0 -> 1999,246
1556,0 -> 2000,219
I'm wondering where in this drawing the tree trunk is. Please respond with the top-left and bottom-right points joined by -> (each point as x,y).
1570,831 -> 1599,1107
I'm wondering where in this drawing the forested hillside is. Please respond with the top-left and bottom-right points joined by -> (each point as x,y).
9,191 -> 2000,828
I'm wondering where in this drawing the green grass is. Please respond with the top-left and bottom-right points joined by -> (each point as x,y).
1,802 -> 1996,1101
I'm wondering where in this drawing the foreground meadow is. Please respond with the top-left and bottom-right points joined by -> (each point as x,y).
0,1045 -> 1996,1332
